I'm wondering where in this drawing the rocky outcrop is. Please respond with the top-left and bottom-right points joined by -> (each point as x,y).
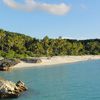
0,59 -> 20,71
21,58 -> 42,63
0,58 -> 42,71
0,79 -> 27,98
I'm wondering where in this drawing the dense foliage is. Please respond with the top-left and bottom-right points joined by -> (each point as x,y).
0,29 -> 100,58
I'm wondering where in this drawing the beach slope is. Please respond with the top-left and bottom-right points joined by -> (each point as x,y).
14,55 -> 100,68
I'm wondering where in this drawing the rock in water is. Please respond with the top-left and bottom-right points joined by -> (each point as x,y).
0,79 -> 27,98
16,80 -> 28,92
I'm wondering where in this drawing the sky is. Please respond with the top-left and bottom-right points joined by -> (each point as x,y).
0,0 -> 100,39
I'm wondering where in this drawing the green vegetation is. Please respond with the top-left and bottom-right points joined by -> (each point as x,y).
0,29 -> 100,58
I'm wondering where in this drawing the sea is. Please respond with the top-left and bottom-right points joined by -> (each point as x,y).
0,60 -> 100,100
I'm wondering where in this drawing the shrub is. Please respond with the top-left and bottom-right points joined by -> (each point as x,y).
5,50 -> 15,59
14,53 -> 29,59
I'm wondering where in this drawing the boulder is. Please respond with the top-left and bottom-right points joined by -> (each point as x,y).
0,59 -> 20,71
0,79 -> 27,98
21,58 -> 42,63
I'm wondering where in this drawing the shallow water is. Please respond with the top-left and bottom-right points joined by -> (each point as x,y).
0,60 -> 100,100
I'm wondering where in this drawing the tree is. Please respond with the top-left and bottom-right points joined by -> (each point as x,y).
42,36 -> 49,56
0,29 -> 5,52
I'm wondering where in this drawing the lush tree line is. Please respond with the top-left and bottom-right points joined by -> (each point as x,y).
0,29 -> 100,58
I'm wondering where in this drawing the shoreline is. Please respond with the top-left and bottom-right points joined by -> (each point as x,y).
14,55 -> 100,69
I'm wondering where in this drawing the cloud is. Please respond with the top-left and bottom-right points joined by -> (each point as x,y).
3,0 -> 71,15
3,0 -> 35,11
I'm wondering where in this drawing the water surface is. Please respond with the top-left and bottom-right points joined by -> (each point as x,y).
0,60 -> 100,100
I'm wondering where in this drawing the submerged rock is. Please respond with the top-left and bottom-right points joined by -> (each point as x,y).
0,79 -> 27,98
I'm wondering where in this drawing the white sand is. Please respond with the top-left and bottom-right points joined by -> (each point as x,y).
14,55 -> 100,69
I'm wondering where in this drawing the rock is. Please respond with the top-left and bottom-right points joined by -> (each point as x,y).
16,80 -> 28,92
0,79 -> 27,98
21,58 -> 42,63
0,59 -> 20,71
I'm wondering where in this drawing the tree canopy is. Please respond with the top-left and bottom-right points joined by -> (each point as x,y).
0,29 -> 100,58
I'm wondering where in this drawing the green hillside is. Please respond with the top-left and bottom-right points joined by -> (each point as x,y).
0,29 -> 100,58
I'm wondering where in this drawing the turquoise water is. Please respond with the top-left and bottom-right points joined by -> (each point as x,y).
0,60 -> 100,100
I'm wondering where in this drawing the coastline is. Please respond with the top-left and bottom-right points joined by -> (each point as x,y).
14,55 -> 100,69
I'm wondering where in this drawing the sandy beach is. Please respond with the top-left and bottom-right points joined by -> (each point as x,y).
14,55 -> 100,68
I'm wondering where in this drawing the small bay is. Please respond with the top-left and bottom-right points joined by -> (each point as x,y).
0,60 -> 100,100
